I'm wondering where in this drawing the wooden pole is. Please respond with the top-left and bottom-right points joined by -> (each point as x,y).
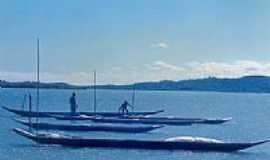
93,70 -> 97,114
36,38 -> 40,133
28,94 -> 32,131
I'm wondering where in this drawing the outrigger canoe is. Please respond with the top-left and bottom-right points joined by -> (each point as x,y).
13,128 -> 269,152
124,116 -> 232,124
2,106 -> 164,117
14,119 -> 162,133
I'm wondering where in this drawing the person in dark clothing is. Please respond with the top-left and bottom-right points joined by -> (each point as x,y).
69,92 -> 78,115
118,100 -> 133,115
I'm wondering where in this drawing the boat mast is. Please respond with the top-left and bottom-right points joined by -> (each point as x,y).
28,94 -> 32,131
36,38 -> 40,132
93,70 -> 97,114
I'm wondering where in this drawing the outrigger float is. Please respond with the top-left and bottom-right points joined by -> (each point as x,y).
13,128 -> 269,152
89,116 -> 231,125
128,116 -> 232,124
15,119 -> 163,133
51,115 -> 230,125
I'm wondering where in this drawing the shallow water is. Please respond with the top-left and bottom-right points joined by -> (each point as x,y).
0,88 -> 270,160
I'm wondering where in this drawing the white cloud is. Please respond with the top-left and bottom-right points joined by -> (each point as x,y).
184,60 -> 270,78
150,42 -> 168,49
151,61 -> 184,72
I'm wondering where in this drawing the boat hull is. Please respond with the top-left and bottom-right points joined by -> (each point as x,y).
125,116 -> 232,124
13,128 -> 268,152
2,106 -> 164,117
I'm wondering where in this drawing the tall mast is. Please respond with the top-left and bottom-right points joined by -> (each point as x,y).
36,38 -> 40,131
93,70 -> 97,114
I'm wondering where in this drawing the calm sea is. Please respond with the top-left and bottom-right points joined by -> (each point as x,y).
0,88 -> 270,160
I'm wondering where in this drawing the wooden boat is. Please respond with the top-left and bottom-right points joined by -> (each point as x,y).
14,119 -> 162,133
2,106 -> 164,118
13,128 -> 269,152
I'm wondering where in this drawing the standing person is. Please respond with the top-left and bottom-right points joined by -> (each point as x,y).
69,92 -> 78,115
118,100 -> 133,115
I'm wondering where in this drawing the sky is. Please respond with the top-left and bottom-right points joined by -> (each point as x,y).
1,0 -> 270,84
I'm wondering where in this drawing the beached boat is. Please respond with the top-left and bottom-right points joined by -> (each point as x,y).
2,106 -> 164,118
13,128 -> 269,152
15,119 -> 162,133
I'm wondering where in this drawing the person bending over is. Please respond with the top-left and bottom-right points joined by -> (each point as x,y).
118,100 -> 133,115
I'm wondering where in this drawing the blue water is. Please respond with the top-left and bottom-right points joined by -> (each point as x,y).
0,88 -> 270,160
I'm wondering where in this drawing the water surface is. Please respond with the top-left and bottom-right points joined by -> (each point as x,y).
0,88 -> 269,160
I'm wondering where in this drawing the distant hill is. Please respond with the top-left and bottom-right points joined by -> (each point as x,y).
0,80 -> 88,89
95,76 -> 270,93
2,76 -> 270,93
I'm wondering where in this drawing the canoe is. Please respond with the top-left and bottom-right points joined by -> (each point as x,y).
14,119 -> 163,133
2,106 -> 164,117
13,128 -> 269,152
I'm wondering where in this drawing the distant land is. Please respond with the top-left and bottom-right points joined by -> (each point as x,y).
1,75 -> 270,93
0,80 -> 87,89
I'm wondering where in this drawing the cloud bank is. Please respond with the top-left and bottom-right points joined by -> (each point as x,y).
1,60 -> 270,85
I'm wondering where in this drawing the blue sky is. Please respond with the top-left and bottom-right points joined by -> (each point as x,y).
1,0 -> 270,84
